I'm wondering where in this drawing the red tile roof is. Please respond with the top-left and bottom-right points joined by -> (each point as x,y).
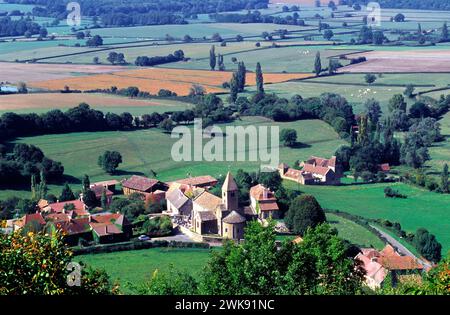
174,175 -> 218,188
122,175 -> 159,192
48,200 -> 85,214
23,213 -> 46,226
259,202 -> 279,212
302,164 -> 332,176
90,185 -> 114,198
250,184 -> 276,201
378,163 -> 391,172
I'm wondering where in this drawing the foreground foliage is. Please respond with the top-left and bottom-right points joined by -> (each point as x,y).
0,229 -> 118,295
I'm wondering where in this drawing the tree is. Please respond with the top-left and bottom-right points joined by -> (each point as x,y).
314,52 -> 322,76
409,102 -> 430,118
217,54 -> 225,71
183,34 -> 193,43
328,59 -> 338,75
237,61 -> 246,92
17,81 -> 28,94
229,72 -> 239,103
400,133 -> 430,168
404,84 -> 415,98
98,151 -> 123,174
442,22 -> 449,41
280,128 -> 297,147
159,118 -> 174,133
82,189 -> 97,209
372,30 -> 384,45
365,73 -> 377,84
388,94 -> 407,112
0,230 -> 116,294
255,62 -> 264,94
414,228 -> 442,263
82,174 -> 90,192
323,29 -> 334,40
209,45 -> 216,70
59,183 -> 75,202
189,84 -> 206,97
285,195 -> 326,236
441,163 -> 449,193
86,35 -> 103,47
394,13 -> 405,22
39,27 -> 48,38
100,188 -> 108,210
364,98 -> 382,127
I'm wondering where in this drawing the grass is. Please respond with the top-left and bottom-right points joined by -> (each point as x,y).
371,223 -> 421,258
0,93 -> 194,116
3,117 -> 346,198
165,46 -> 359,73
326,212 -> 385,249
76,247 -> 213,294
284,180 -> 450,254
427,111 -> 450,177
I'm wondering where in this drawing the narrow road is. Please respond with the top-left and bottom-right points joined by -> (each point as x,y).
370,225 -> 432,270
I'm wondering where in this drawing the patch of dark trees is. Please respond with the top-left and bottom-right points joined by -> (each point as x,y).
0,143 -> 64,186
0,16 -> 41,37
134,50 -> 186,67
213,10 -> 305,26
6,0 -> 270,26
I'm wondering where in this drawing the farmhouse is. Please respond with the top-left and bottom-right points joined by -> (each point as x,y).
90,184 -> 114,206
249,184 -> 280,220
356,245 -> 424,290
166,185 -> 195,217
90,212 -> 132,244
122,175 -> 168,198
191,172 -> 257,240
278,156 -> 339,185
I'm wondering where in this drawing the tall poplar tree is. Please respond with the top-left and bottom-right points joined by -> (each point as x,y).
255,62 -> 264,94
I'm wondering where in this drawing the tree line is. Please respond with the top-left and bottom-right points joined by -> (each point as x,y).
0,16 -> 41,37
134,50 -> 185,66
7,0 -> 270,27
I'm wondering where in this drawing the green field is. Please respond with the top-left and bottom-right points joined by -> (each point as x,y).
165,46 -> 358,73
77,247 -> 213,294
2,117 -> 346,199
427,111 -> 450,176
326,212 -> 385,250
285,181 -> 450,254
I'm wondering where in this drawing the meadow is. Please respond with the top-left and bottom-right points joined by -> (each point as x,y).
0,93 -> 194,115
77,247 -> 213,294
164,46 -> 359,73
3,117 -> 346,199
326,212 -> 385,250
427,111 -> 450,176
285,181 -> 450,254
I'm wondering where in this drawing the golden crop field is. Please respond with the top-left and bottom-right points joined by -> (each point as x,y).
30,68 -> 313,96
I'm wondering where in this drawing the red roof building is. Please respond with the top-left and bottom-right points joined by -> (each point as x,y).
249,184 -> 280,219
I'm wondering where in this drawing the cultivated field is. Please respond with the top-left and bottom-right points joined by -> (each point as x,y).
29,68 -> 313,96
165,46 -> 360,73
326,212 -> 385,250
285,181 -> 450,254
0,93 -> 193,115
0,62 -> 128,84
339,50 -> 450,73
77,247 -> 213,294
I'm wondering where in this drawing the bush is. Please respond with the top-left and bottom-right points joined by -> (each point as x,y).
143,216 -> 173,237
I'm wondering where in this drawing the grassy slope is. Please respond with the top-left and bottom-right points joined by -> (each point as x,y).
77,247 -> 212,294
326,212 -> 385,250
427,111 -> 450,177
285,181 -> 450,254
2,117 -> 345,198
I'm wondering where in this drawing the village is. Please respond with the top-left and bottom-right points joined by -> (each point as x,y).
2,154 -> 423,290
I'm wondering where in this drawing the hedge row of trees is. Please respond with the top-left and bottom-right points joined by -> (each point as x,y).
0,143 -> 64,185
0,16 -> 41,37
9,0 -> 270,26
134,50 -> 185,66
213,10 -> 306,26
